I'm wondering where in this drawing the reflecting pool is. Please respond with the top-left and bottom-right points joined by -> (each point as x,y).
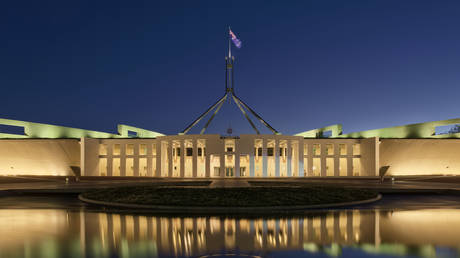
0,194 -> 459,257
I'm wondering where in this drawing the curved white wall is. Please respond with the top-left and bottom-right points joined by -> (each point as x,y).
0,139 -> 80,176
380,139 -> 460,175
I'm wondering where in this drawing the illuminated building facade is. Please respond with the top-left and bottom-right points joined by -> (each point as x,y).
1,48 -> 460,178
0,117 -> 459,178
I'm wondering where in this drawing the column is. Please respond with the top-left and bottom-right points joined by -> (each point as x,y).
121,144 -> 126,176
298,140 -> 304,177
250,154 -> 255,177
192,139 -> 198,178
275,139 -> 280,177
321,143 -> 327,177
107,144 -> 113,176
287,141 -> 292,177
347,143 -> 353,177
134,143 -> 139,177
168,140 -> 173,177
308,143 -> 313,176
180,140 -> 185,178
205,154 -> 210,178
235,141 -> 240,177
262,139 -> 267,177
220,153 -> 225,178
334,143 -> 340,177
156,141 -> 162,177
147,144 -> 153,177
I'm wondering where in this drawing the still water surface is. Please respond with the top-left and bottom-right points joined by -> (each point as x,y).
0,194 -> 459,258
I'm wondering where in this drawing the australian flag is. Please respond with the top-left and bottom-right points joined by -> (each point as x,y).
229,29 -> 242,48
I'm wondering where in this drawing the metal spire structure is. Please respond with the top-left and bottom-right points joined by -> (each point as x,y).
179,31 -> 280,135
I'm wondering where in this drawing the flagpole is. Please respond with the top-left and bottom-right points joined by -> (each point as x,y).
228,26 -> 231,58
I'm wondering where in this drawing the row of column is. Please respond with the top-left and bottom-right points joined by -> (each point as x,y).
84,211 -> 374,257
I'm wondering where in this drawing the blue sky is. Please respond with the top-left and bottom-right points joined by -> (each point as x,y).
1,0 -> 460,135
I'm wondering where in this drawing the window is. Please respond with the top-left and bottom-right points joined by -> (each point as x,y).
213,167 -> 220,177
99,158 -> 107,176
267,147 -> 274,156
139,144 -> 147,155
225,139 -> 235,153
152,158 -> 156,176
312,158 -> 321,176
113,158 -> 120,176
339,158 -> 347,176
353,158 -> 360,176
313,144 -> 321,156
152,144 -> 157,156
126,144 -> 134,155
127,131 -> 137,137
339,144 -> 347,155
126,158 -> 134,176
99,144 -> 107,155
326,144 -> 334,155
240,167 -> 246,177
139,158 -> 147,176
176,147 -> 181,157
186,148 -> 193,156
353,144 -> 361,155
326,158 -> 334,176
240,155 -> 249,177
113,144 -> 121,155
198,147 -> 202,156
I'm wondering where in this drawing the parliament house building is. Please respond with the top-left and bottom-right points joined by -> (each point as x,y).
1,50 -> 460,179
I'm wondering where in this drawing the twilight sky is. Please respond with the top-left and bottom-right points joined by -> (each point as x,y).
1,0 -> 460,136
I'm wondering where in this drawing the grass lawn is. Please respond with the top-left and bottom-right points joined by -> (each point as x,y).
82,186 -> 378,207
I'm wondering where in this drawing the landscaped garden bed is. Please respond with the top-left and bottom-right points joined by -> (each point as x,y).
81,186 -> 378,207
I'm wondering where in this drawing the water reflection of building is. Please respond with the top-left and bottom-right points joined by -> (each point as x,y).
83,211 -> 377,257
1,209 -> 460,257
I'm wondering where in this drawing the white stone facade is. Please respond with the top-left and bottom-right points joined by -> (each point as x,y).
81,135 -> 379,177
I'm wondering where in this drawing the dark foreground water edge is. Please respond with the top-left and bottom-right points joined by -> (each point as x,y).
0,194 -> 459,258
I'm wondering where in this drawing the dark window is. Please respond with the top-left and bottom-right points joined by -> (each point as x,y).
127,130 -> 138,137
0,124 -> 25,135
176,147 -> 181,156
198,148 -> 202,156
186,148 -> 193,156
226,147 -> 233,152
279,148 -> 283,156
267,147 -> 274,156
258,148 -> 262,156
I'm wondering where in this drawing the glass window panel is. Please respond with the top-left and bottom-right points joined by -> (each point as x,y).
353,144 -> 361,155
113,144 -> 121,155
326,144 -> 334,155
312,158 -> 321,176
339,158 -> 347,176
339,144 -> 347,155
99,144 -> 107,155
126,144 -> 134,155
326,158 -> 334,176
353,158 -> 360,176
313,144 -> 321,156
139,144 -> 147,155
